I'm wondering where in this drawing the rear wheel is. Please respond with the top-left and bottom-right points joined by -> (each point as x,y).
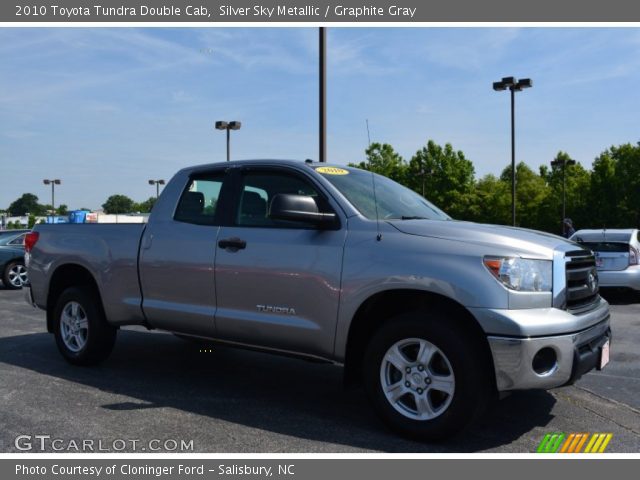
363,312 -> 493,440
3,260 -> 27,289
53,287 -> 117,365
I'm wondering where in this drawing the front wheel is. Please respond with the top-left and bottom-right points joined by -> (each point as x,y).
53,287 -> 117,365
3,260 -> 27,289
363,312 -> 493,441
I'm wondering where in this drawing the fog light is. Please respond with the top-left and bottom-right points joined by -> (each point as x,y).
532,347 -> 557,375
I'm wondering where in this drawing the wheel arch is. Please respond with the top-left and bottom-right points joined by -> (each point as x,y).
46,263 -> 104,333
343,289 -> 496,390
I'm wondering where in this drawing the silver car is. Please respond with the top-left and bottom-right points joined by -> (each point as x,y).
571,229 -> 640,292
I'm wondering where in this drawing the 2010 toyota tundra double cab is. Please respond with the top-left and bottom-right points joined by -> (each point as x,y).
24,160 -> 611,440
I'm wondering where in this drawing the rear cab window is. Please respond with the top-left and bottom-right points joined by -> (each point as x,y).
174,173 -> 225,226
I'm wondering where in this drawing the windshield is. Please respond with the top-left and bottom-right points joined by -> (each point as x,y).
314,166 -> 451,221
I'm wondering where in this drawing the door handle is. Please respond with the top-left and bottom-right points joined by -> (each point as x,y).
218,237 -> 247,250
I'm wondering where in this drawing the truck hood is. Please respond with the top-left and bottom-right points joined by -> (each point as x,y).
388,219 -> 583,258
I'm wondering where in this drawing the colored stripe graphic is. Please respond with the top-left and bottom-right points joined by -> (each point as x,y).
536,433 -> 565,453
537,433 -> 612,453
585,433 -> 613,453
574,433 -> 589,453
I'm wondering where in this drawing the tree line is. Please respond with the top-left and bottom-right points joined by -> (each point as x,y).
351,140 -> 640,235
4,140 -> 639,233
2,193 -> 157,227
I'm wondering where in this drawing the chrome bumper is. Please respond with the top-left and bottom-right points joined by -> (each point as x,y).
488,317 -> 611,391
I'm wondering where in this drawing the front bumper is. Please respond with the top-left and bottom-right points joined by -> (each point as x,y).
486,309 -> 611,391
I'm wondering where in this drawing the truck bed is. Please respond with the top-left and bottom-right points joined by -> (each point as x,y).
28,223 -> 148,326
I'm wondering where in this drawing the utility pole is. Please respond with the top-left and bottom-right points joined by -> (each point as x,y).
319,27 -> 326,163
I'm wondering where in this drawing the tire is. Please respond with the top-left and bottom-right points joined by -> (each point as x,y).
53,286 -> 117,366
3,260 -> 27,289
363,311 -> 493,441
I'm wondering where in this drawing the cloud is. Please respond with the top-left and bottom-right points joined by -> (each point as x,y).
328,31 -> 399,76
196,28 -> 315,75
418,28 -> 521,71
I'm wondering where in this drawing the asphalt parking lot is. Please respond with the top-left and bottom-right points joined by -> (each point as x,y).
1,286 -> 639,453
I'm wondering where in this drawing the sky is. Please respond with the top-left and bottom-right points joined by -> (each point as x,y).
1,27 -> 639,210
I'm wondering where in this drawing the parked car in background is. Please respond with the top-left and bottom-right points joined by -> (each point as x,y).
571,229 -> 640,293
0,229 -> 30,289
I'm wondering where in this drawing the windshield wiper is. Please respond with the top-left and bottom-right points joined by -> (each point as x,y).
400,216 -> 428,220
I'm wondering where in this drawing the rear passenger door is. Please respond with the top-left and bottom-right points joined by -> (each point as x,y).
139,169 -> 230,336
214,166 -> 347,358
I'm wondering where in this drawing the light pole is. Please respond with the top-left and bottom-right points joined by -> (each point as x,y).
550,156 -> 576,235
215,121 -> 241,162
148,179 -> 165,199
419,165 -> 432,198
319,27 -> 326,163
492,76 -> 532,226
43,179 -> 61,218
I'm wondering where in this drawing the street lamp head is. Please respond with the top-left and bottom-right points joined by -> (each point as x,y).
492,81 -> 507,91
158,179 -> 165,185
148,180 -> 155,185
54,179 -> 61,185
215,121 -> 228,130
228,121 -> 241,130
551,157 -> 577,168
43,179 -> 51,185
501,76 -> 516,87
516,78 -> 533,89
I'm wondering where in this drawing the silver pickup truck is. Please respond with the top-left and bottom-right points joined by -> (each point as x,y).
24,160 -> 611,440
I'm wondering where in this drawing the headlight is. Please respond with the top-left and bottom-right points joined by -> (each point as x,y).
483,256 -> 552,292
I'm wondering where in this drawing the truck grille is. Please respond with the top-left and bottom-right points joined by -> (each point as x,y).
565,250 -> 600,311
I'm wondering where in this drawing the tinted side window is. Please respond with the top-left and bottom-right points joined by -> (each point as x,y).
236,171 -> 325,228
8,234 -> 26,245
174,174 -> 224,226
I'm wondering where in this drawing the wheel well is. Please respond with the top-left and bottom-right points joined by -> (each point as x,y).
46,264 -> 102,333
343,289 -> 496,389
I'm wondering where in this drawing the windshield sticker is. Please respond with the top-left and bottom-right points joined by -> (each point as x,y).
316,166 -> 349,175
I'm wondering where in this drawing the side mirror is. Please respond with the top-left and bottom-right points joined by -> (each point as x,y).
269,194 -> 336,227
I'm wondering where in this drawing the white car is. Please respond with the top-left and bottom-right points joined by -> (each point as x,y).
571,229 -> 640,292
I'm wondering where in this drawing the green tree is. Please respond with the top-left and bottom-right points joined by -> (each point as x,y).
470,174 -> 511,225
608,143 -> 640,226
407,140 -> 476,218
102,195 -> 135,214
349,142 -> 407,184
499,162 -> 551,228
8,193 -> 45,216
57,204 -> 69,216
589,149 -> 622,228
134,197 -> 157,213
539,152 -> 591,234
